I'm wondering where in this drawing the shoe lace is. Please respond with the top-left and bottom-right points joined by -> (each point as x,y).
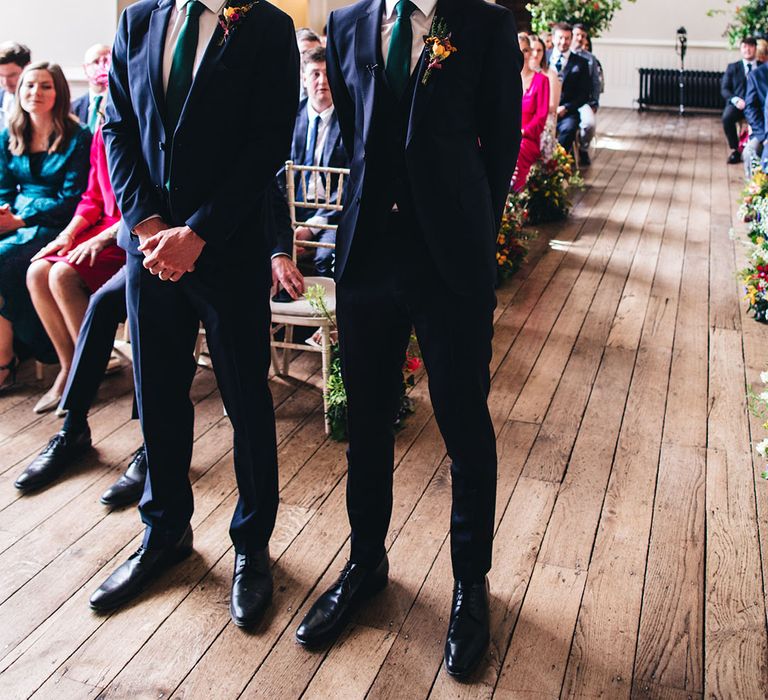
41,433 -> 67,456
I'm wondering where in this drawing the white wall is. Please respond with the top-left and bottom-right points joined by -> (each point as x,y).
1,0 -> 119,97
594,0 -> 739,107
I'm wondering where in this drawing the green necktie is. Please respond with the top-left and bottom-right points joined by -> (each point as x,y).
386,0 -> 417,98
87,94 -> 103,133
165,0 -> 205,137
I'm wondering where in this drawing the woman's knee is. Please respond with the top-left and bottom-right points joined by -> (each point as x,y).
48,261 -> 82,292
26,260 -> 53,293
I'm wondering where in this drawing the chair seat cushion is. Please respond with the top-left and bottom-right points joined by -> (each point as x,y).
270,276 -> 336,317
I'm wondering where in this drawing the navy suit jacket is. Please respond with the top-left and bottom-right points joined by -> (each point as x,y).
745,62 -> 768,142
273,98 -> 349,256
548,50 -> 591,116
71,93 -> 89,124
722,60 -> 757,104
326,0 -> 522,294
104,0 -> 299,259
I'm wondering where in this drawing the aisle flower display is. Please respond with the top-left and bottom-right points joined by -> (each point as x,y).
497,191 -> 536,282
528,0 -> 636,36
739,169 -> 768,242
749,372 -> 768,480
521,144 -> 584,225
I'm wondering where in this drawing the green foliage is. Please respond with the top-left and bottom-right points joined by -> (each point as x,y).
527,0 -> 636,37
708,0 -> 768,48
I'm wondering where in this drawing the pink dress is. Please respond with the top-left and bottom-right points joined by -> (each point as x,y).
43,126 -> 125,292
513,71 -> 550,192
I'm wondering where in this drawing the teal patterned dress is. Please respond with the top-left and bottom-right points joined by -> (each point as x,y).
0,125 -> 90,361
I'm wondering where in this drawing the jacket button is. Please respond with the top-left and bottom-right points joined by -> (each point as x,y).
159,141 -> 165,151
355,196 -> 361,204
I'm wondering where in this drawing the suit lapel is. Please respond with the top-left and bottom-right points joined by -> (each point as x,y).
354,0 -> 383,147
407,0 -> 460,147
178,21 -> 228,129
147,0 -> 175,127
294,104 -> 310,163
322,114 -> 341,166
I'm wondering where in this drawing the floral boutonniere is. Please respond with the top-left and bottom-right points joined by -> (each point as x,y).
217,1 -> 259,45
421,17 -> 457,86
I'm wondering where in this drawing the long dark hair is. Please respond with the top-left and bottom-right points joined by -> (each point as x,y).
8,61 -> 79,156
529,35 -> 549,71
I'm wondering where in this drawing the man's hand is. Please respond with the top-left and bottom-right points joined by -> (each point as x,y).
139,225 -> 206,282
271,255 -> 305,300
735,97 -> 747,111
557,105 -> 567,118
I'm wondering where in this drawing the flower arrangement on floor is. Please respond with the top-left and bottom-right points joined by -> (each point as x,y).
496,190 -> 537,282
521,144 -> 584,225
740,236 -> 768,322
748,372 -> 768,480
305,285 -> 422,441
707,0 -> 768,49
739,169 -> 768,242
528,0 -> 636,37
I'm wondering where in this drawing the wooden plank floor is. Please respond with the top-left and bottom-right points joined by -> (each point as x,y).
1,108 -> 767,698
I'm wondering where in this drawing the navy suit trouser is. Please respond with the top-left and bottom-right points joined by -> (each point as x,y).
722,103 -> 745,150
557,113 -> 580,152
337,211 -> 498,581
125,251 -> 278,552
61,266 -> 127,415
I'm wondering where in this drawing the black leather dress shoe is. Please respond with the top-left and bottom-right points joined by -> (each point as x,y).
728,149 -> 742,164
578,149 -> 591,166
296,555 -> 388,648
14,428 -> 92,492
89,525 -> 193,612
100,446 -> 147,507
444,577 -> 491,679
230,547 -> 273,628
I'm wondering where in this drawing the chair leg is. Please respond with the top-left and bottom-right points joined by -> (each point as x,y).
35,361 -> 44,381
282,325 -> 294,376
321,325 -> 331,435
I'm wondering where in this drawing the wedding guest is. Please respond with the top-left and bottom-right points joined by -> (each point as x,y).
24,126 -> 124,414
744,60 -> 768,175
530,34 -> 560,160
513,34 -> 549,191
722,36 -> 759,165
540,31 -> 553,51
274,46 -> 347,277
548,22 -> 591,153
0,42 -> 31,131
0,62 -> 90,393
296,27 -> 322,99
71,44 -> 111,132
572,23 -> 601,166
757,38 -> 768,63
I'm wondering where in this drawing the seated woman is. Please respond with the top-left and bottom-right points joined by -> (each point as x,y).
0,62 -> 90,395
27,124 -> 124,413
513,33 -> 550,192
529,35 -> 561,162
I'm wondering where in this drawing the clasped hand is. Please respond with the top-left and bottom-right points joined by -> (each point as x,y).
0,204 -> 24,235
139,225 -> 205,282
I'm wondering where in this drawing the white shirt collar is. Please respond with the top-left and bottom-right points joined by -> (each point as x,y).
175,0 -> 225,14
384,0 -> 438,20
553,49 -> 571,63
744,58 -> 756,67
307,102 -> 335,123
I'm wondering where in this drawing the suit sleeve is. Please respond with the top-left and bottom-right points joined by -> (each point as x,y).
562,59 -> 590,116
721,64 -> 736,102
326,12 -> 356,162
102,10 -> 165,232
478,10 -> 523,227
186,13 -> 300,245
745,71 -> 765,142
270,177 -> 294,257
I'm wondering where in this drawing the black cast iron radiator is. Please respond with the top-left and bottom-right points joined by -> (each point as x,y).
638,68 -> 725,111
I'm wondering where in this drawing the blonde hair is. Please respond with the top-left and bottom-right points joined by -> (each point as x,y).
8,61 -> 79,157
758,39 -> 768,63
518,33 -> 532,51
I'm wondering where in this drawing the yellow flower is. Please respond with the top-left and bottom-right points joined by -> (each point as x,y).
224,6 -> 236,17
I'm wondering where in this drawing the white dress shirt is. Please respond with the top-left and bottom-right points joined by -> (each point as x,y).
87,89 -> 107,124
0,91 -> 14,132
551,49 -> 571,75
381,0 -> 438,74
163,0 -> 226,92
731,59 -> 758,107
304,103 -> 335,201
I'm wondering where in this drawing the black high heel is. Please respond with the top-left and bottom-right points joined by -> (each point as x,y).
0,356 -> 19,393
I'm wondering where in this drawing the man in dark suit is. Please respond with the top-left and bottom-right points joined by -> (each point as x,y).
295,0 -> 522,678
92,0 -> 300,629
548,22 -> 591,153
722,36 -> 759,164
70,44 -> 112,131
274,45 -> 348,277
0,42 -> 31,132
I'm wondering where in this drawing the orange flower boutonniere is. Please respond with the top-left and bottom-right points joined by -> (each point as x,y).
422,17 -> 457,86
217,1 -> 259,45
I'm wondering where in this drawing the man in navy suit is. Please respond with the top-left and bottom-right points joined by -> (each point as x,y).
91,0 -> 300,629
744,58 -> 768,175
274,46 -> 349,277
70,44 -> 112,132
722,36 -> 759,164
548,22 -> 591,153
0,42 -> 31,132
295,0 -> 522,678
